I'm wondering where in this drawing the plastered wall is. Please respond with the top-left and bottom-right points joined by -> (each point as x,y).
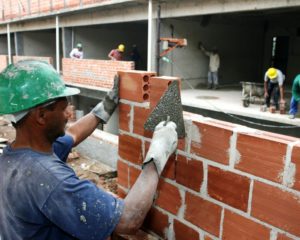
117,70 -> 300,240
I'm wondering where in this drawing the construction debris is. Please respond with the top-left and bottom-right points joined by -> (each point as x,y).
67,151 -> 117,194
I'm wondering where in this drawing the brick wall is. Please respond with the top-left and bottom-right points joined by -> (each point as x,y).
0,55 -> 8,72
13,56 -> 53,65
0,0 -> 112,20
62,58 -> 134,89
117,71 -> 300,240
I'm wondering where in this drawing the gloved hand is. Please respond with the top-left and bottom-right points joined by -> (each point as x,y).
91,74 -> 119,123
143,121 -> 178,175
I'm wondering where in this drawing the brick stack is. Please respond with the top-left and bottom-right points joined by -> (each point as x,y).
117,70 -> 300,240
62,58 -> 134,89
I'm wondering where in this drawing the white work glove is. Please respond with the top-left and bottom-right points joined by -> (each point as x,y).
143,121 -> 178,175
91,74 -> 119,123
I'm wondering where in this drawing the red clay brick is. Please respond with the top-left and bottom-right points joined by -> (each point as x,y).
117,160 -> 129,188
129,166 -> 141,188
236,132 -> 290,183
119,134 -> 142,165
252,181 -> 300,236
65,0 -> 80,7
149,76 -> 180,108
117,187 -> 127,199
177,138 -> 186,151
143,207 -> 169,239
191,121 -> 233,165
161,154 -> 176,180
119,103 -> 131,132
185,192 -> 222,237
176,154 -> 203,191
173,219 -> 199,240
155,180 -> 182,215
119,70 -> 155,103
277,233 -> 293,240
133,106 -> 152,137
207,166 -> 250,211
291,144 -> 300,191
204,236 -> 214,240
223,210 -> 270,240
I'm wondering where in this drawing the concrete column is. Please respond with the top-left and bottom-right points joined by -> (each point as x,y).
62,27 -> 73,58
14,32 -> 24,56
7,24 -> 11,64
151,17 -> 158,72
55,16 -> 60,72
147,0 -> 153,71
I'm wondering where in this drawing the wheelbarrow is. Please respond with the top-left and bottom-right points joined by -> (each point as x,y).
240,82 -> 264,107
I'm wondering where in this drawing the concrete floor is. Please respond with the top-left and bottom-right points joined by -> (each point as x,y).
181,87 -> 300,137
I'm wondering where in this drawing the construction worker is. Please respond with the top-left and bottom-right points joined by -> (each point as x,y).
108,44 -> 125,61
263,67 -> 285,110
70,43 -> 83,59
0,60 -> 178,239
130,44 -> 141,70
288,74 -> 300,119
199,42 -> 220,89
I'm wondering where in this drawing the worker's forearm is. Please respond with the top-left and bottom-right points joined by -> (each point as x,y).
264,82 -> 267,93
66,113 -> 101,146
280,87 -> 284,100
115,162 -> 159,234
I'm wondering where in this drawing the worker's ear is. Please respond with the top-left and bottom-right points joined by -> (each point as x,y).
33,106 -> 48,125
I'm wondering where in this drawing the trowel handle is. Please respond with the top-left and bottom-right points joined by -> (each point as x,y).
164,116 -> 170,126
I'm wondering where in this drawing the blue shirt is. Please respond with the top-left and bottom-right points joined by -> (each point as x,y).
0,136 -> 124,240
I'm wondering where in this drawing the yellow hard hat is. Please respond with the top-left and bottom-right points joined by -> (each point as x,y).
118,44 -> 125,52
267,68 -> 278,79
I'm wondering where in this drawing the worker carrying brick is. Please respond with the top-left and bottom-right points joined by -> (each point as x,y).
70,43 -> 84,59
288,74 -> 300,119
263,67 -> 285,111
0,60 -> 178,240
108,44 -> 125,61
199,42 -> 220,89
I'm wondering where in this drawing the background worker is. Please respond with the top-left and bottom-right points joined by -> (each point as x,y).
263,67 -> 285,110
130,44 -> 141,70
288,74 -> 300,119
70,43 -> 84,59
199,42 -> 220,89
0,60 -> 178,239
108,44 -> 125,61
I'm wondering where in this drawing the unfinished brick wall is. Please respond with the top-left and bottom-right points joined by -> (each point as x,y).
0,55 -> 8,72
13,56 -> 53,65
0,0 -> 111,20
117,71 -> 300,240
62,58 -> 134,89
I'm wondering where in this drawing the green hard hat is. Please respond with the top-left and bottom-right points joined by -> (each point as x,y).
0,60 -> 80,114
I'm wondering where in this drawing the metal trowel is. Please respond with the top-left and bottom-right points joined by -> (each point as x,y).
144,81 -> 185,138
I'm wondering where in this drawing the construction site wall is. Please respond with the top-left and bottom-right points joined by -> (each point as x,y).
13,55 -> 53,65
0,55 -> 8,72
62,58 -> 134,88
117,71 -> 300,239
0,0 -> 114,21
